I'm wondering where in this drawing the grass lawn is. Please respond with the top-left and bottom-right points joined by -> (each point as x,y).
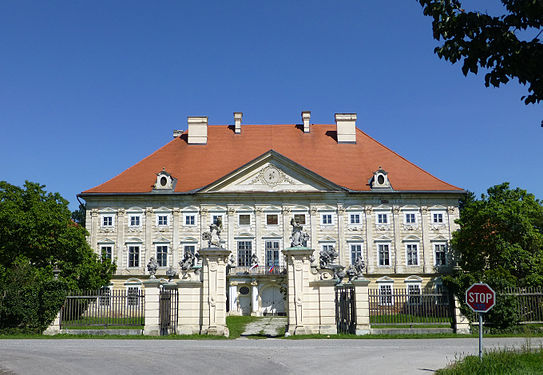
437,348 -> 543,375
225,315 -> 261,339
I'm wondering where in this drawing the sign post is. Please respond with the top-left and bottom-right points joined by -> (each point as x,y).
465,283 -> 496,360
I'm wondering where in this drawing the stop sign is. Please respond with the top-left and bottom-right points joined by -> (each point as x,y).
466,283 -> 496,313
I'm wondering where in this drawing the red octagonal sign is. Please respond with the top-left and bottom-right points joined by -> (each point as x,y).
466,283 -> 496,313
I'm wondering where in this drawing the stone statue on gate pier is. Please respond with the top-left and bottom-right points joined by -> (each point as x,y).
202,216 -> 223,248
290,218 -> 309,247
147,257 -> 158,279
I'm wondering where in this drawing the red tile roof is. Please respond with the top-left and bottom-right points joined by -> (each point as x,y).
82,124 -> 462,194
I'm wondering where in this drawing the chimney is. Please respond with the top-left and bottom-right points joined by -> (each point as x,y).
301,111 -> 311,133
234,112 -> 242,134
335,113 -> 357,143
187,116 -> 208,144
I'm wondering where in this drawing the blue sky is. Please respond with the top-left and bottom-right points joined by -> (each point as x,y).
1,1 -> 541,210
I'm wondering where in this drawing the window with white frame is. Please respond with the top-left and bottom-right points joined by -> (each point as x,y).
379,283 -> 393,305
157,214 -> 168,226
350,213 -> 361,224
128,245 -> 140,268
237,241 -> 252,267
238,214 -> 251,226
377,213 -> 388,224
407,283 -> 422,305
129,215 -> 141,227
184,214 -> 195,226
293,214 -> 306,225
405,213 -> 416,224
406,243 -> 419,266
321,213 -> 332,225
156,245 -> 168,267
350,243 -> 362,264
266,214 -> 279,225
102,215 -> 114,227
434,243 -> 447,266
265,241 -> 280,267
432,212 -> 444,224
378,243 -> 390,266
100,246 -> 112,262
127,286 -> 141,306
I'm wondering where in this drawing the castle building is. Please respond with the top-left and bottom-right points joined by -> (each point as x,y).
80,112 -> 463,316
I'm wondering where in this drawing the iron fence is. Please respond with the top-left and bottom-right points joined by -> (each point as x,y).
60,289 -> 145,329
369,288 -> 452,326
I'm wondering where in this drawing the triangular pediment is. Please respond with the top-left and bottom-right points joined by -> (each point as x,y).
199,151 -> 346,193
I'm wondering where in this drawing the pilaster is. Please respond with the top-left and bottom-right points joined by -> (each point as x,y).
421,206 -> 433,273
116,208 -> 125,265
352,278 -> 371,335
143,279 -> 161,336
392,206 -> 402,274
364,207 -> 374,274
172,207 -> 180,268
200,247 -> 231,336
282,247 -> 314,335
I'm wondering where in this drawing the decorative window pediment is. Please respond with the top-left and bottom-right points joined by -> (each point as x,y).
376,276 -> 394,283
404,275 -> 423,283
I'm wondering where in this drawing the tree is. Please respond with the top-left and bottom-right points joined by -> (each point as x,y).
0,181 -> 115,332
444,182 -> 543,328
71,202 -> 86,227
418,0 -> 543,109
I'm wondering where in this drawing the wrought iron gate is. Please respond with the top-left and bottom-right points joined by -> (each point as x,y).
335,285 -> 356,334
159,288 -> 178,335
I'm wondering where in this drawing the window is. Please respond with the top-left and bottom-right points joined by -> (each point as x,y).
379,284 -> 393,305
350,213 -> 361,224
433,213 -> 444,223
102,215 -> 114,227
266,214 -> 278,225
350,244 -> 362,264
156,245 -> 168,267
377,213 -> 388,224
265,241 -> 280,267
128,246 -> 140,268
213,215 -> 223,225
157,214 -> 168,226
184,245 -> 195,256
406,243 -> 418,266
407,284 -> 422,305
321,214 -> 332,225
405,213 -> 416,224
185,214 -> 195,226
238,214 -> 251,226
101,246 -> 112,262
378,244 -> 390,266
127,286 -> 140,306
237,241 -> 252,267
293,214 -> 306,225
434,243 -> 447,266
129,215 -> 141,227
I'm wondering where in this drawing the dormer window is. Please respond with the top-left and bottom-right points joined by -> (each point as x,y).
370,167 -> 392,190
154,168 -> 175,190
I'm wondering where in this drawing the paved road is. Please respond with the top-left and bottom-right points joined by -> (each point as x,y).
1,337 -> 542,375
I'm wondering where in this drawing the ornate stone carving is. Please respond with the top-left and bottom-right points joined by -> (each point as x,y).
145,207 -> 153,215
364,206 -> 373,214
147,257 -> 158,279
319,246 -> 338,268
376,224 -> 390,231
117,208 -> 125,216
227,207 -> 235,215
179,251 -> 195,271
421,206 -> 429,214
282,207 -> 291,214
166,266 -> 177,281
448,206 -> 456,215
248,166 -> 296,187
202,217 -> 222,248
345,256 -> 365,282
393,206 -> 400,215
290,218 -> 309,247
402,224 -> 419,231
